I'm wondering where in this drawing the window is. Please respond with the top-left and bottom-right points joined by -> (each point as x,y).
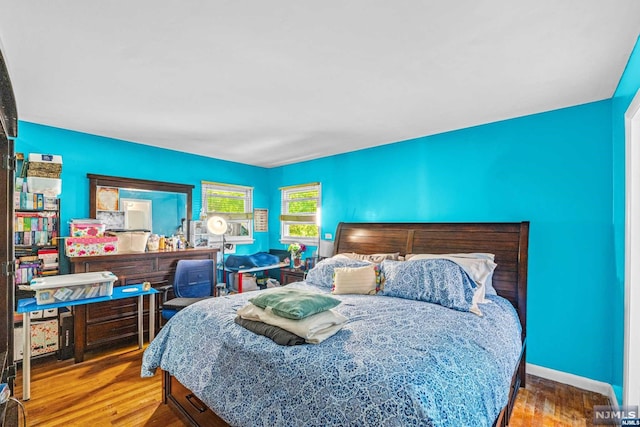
201,181 -> 253,244
280,183 -> 320,245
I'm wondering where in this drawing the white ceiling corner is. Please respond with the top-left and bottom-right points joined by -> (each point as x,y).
0,0 -> 639,167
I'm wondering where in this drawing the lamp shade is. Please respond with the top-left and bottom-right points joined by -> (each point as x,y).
319,239 -> 334,258
207,216 -> 228,236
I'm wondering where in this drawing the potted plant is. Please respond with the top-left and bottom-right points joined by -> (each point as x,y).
287,242 -> 306,268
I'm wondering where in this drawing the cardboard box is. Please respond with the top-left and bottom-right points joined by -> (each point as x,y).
229,273 -> 258,292
29,271 -> 117,305
43,308 -> 58,317
43,197 -> 58,211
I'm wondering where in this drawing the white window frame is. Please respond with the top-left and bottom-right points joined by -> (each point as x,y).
201,181 -> 254,245
280,183 -> 321,246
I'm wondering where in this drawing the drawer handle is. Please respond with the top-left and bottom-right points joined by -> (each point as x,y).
185,393 -> 207,413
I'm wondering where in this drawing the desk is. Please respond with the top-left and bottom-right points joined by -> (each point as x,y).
224,262 -> 287,293
16,284 -> 158,400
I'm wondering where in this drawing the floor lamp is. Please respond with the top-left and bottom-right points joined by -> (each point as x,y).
207,215 -> 228,296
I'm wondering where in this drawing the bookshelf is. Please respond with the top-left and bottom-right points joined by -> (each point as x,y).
13,153 -> 63,361
14,199 -> 60,287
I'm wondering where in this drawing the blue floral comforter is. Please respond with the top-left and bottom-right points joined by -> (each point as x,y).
141,282 -> 522,427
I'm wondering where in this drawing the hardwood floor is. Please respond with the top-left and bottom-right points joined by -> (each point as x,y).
14,346 -> 183,427
510,375 -> 611,427
13,347 -> 610,426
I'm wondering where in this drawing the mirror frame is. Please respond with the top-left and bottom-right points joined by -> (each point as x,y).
87,173 -> 194,237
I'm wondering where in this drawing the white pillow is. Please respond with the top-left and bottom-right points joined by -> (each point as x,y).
407,254 -> 497,303
338,252 -> 400,263
332,265 -> 378,295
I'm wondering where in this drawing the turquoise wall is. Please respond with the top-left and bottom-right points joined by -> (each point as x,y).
612,35 -> 640,402
270,100 -> 616,386
14,122 -> 271,254
15,40 -> 639,393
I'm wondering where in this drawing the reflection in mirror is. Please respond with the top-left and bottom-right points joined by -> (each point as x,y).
120,198 -> 152,230
89,174 -> 193,239
227,221 -> 250,237
191,217 -> 250,249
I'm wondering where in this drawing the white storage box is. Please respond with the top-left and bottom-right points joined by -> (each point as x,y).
106,230 -> 150,253
27,177 -> 62,196
29,271 -> 117,305
28,153 -> 63,164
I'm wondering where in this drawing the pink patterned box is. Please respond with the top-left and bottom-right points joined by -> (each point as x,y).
65,236 -> 118,257
32,319 -> 59,356
70,221 -> 106,237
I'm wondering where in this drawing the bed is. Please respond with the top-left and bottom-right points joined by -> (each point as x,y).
141,221 -> 529,427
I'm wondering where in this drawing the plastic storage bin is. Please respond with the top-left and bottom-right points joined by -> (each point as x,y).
26,177 -> 62,196
29,271 -> 117,305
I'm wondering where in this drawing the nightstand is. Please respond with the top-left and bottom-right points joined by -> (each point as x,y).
280,268 -> 306,285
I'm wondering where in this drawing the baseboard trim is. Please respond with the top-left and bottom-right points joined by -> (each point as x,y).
526,363 -> 618,408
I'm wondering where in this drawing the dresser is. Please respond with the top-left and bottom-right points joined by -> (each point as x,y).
67,248 -> 217,362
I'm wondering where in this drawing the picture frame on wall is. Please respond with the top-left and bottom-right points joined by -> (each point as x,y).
254,208 -> 268,232
96,186 -> 119,211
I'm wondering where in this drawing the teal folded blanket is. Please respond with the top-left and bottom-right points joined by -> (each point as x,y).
249,288 -> 341,320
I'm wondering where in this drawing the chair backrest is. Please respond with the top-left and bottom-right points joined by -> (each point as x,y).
173,259 -> 215,298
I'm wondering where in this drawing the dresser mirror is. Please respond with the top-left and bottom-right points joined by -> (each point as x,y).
87,174 -> 193,238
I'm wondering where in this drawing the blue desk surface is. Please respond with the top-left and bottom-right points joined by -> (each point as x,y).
223,261 -> 288,273
17,284 -> 159,313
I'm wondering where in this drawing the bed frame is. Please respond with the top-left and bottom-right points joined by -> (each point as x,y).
163,221 -> 529,427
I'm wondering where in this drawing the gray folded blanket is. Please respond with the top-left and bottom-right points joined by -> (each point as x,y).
234,316 -> 305,346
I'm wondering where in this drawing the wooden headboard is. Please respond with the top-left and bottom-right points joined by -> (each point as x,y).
333,222 -> 529,339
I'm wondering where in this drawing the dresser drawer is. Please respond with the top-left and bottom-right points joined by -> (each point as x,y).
85,313 -> 149,348
72,258 -> 157,278
85,298 -> 138,323
123,272 -> 171,288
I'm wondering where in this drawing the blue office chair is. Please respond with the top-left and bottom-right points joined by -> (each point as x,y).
161,259 -> 215,322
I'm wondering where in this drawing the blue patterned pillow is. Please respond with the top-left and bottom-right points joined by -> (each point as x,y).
379,259 -> 479,313
305,256 -> 372,289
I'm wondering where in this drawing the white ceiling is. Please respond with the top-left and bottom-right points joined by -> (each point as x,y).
0,1 -> 639,168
